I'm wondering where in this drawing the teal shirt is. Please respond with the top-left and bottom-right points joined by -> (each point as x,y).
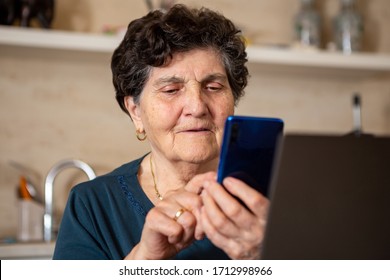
53,156 -> 228,260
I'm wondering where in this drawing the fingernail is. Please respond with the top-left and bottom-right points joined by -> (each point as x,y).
223,177 -> 234,185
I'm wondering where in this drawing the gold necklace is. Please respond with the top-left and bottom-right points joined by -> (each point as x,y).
149,154 -> 163,200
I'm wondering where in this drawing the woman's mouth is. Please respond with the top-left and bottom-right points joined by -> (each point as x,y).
177,126 -> 213,135
186,128 -> 210,132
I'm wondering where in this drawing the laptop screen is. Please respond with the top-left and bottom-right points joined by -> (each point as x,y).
261,133 -> 390,260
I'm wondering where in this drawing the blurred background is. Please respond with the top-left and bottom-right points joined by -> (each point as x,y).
0,0 -> 389,248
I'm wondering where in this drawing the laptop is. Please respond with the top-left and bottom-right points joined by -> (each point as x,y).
261,133 -> 390,260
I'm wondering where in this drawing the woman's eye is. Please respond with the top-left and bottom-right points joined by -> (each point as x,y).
161,86 -> 180,94
164,89 -> 178,94
205,83 -> 223,92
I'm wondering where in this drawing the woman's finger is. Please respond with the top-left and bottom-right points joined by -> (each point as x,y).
223,177 -> 269,220
184,171 -> 217,194
201,188 -> 240,236
200,204 -> 249,259
200,203 -> 230,248
145,207 -> 185,244
202,179 -> 255,229
171,208 -> 197,248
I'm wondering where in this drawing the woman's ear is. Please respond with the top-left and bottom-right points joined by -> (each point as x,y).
124,96 -> 143,130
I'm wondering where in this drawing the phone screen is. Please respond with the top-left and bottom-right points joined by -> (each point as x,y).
217,115 -> 284,197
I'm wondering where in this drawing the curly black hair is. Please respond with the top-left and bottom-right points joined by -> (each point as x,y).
111,4 -> 248,115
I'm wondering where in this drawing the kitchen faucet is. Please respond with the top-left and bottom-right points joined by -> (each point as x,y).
43,159 -> 96,242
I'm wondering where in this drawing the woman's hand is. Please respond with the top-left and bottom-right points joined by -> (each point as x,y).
125,172 -> 215,260
200,174 -> 269,260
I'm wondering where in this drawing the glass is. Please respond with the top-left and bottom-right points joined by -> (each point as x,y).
333,0 -> 364,54
293,0 -> 322,48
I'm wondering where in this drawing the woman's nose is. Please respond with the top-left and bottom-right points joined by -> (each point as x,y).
183,86 -> 209,117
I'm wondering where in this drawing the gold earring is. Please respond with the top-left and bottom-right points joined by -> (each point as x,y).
136,129 -> 147,141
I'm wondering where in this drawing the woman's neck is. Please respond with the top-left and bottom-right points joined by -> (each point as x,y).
141,151 -> 218,201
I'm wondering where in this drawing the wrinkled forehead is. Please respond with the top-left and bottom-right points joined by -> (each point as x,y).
146,48 -> 226,83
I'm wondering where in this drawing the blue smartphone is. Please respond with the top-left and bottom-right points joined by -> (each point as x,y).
217,115 -> 284,198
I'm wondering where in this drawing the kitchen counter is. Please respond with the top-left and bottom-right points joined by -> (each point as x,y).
0,242 -> 55,260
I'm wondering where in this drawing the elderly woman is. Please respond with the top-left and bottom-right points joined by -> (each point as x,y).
53,4 -> 268,260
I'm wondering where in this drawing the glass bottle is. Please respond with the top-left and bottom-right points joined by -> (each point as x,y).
333,0 -> 364,54
293,0 -> 321,48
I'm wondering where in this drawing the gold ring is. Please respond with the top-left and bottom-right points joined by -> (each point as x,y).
173,208 -> 186,221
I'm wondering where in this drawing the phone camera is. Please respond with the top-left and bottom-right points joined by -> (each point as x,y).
231,123 -> 239,143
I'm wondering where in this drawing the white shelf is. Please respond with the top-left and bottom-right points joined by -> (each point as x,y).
246,46 -> 390,73
0,25 -> 122,53
1,25 -> 390,75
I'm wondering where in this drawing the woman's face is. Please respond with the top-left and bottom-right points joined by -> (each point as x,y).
126,48 -> 235,165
